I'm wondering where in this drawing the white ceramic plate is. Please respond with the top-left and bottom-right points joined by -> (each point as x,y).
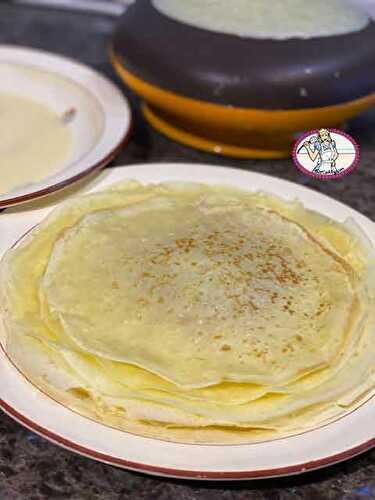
1,163 -> 374,480
0,46 -> 131,208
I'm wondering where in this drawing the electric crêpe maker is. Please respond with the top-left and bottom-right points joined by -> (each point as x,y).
111,0 -> 375,159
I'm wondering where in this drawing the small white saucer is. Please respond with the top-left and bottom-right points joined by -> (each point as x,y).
0,46 -> 131,208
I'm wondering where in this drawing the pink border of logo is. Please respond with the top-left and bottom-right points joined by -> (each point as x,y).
292,128 -> 360,181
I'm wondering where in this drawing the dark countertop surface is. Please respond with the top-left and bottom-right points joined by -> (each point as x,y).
0,4 -> 375,499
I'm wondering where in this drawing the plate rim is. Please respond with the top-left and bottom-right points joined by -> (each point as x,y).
1,162 -> 374,480
0,397 -> 374,480
0,45 -> 132,208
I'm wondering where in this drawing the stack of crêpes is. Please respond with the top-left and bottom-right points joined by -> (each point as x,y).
1,181 -> 374,443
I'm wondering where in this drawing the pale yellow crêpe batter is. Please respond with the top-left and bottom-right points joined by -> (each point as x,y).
153,0 -> 369,40
0,93 -> 72,194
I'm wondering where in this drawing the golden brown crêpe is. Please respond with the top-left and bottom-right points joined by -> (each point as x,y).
1,181 -> 374,443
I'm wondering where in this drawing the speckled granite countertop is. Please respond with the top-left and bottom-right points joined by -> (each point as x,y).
1,4 -> 375,499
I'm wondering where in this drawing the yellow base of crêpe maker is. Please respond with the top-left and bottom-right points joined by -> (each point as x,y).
112,54 -> 375,159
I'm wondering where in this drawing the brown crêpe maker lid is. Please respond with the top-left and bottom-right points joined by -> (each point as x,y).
112,0 -> 375,110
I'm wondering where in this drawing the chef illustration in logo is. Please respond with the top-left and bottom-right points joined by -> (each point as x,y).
293,127 -> 360,180
297,128 -> 341,175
